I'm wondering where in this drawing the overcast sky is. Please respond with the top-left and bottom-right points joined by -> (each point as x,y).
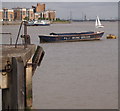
1,2 -> 119,20
1,0 -> 120,2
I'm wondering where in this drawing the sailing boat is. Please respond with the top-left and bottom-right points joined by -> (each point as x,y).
95,16 -> 104,28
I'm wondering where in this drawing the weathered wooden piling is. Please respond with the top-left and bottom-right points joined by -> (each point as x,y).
1,44 -> 44,110
0,21 -> 45,110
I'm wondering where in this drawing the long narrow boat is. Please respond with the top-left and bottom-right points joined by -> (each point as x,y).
39,31 -> 104,43
27,20 -> 50,26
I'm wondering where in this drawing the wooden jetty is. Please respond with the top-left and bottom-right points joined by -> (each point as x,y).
0,21 -> 45,110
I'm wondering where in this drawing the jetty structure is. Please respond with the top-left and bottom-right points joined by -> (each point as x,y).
0,21 -> 45,110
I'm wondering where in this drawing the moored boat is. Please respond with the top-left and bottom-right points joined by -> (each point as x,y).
39,31 -> 104,43
106,34 -> 117,39
95,16 -> 104,28
27,20 -> 50,26
34,20 -> 50,26
27,21 -> 34,26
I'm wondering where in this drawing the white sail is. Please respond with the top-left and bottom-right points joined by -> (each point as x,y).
95,16 -> 104,28
97,16 -> 102,25
95,18 -> 98,27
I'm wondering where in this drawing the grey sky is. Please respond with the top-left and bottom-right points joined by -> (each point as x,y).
1,0 -> 119,2
2,2 -> 118,20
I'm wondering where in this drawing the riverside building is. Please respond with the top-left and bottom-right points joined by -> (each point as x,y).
0,3 -> 56,21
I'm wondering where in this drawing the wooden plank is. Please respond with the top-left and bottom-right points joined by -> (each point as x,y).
25,59 -> 32,108
32,45 -> 45,74
0,72 -> 8,89
11,57 -> 25,109
2,89 -> 10,109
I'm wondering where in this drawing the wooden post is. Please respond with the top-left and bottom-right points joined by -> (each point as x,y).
2,57 -> 25,110
25,59 -> 33,108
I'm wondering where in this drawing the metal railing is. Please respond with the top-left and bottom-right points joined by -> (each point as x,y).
15,21 -> 30,48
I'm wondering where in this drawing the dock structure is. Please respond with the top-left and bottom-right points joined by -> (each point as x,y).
0,21 -> 45,110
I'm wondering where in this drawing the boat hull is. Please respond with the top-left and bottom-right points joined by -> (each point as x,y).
27,23 -> 50,26
39,31 -> 104,43
34,24 -> 50,26
27,20 -> 50,26
106,34 -> 117,39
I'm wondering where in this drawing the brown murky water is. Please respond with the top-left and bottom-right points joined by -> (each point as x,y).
1,21 -> 118,109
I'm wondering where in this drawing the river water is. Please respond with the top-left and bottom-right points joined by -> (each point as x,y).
2,21 -> 118,109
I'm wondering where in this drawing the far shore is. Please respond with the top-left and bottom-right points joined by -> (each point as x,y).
1,21 -> 21,25
0,20 -> 118,25
1,21 -> 71,25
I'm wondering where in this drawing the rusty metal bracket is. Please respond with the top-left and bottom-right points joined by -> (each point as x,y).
0,61 -> 12,76
5,62 -> 12,73
0,69 -> 7,76
21,34 -> 31,48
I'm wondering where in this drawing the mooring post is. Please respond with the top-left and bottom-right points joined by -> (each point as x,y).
2,57 -> 25,110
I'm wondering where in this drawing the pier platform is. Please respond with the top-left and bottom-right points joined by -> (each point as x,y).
0,44 -> 44,110
0,44 -> 36,69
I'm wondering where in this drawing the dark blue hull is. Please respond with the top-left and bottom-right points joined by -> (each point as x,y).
39,31 -> 104,43
34,24 -> 50,26
27,24 -> 50,26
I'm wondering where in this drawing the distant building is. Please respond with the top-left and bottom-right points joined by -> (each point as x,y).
8,9 -> 14,21
0,3 -> 56,21
2,8 -> 14,21
32,6 -> 36,13
21,8 -> 27,20
0,9 -> 3,21
14,8 -> 27,21
14,8 -> 34,21
36,3 -> 45,13
13,8 -> 22,21
27,8 -> 34,20
44,10 -> 56,20
32,3 -> 45,13
33,3 -> 56,20
34,13 -> 40,20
